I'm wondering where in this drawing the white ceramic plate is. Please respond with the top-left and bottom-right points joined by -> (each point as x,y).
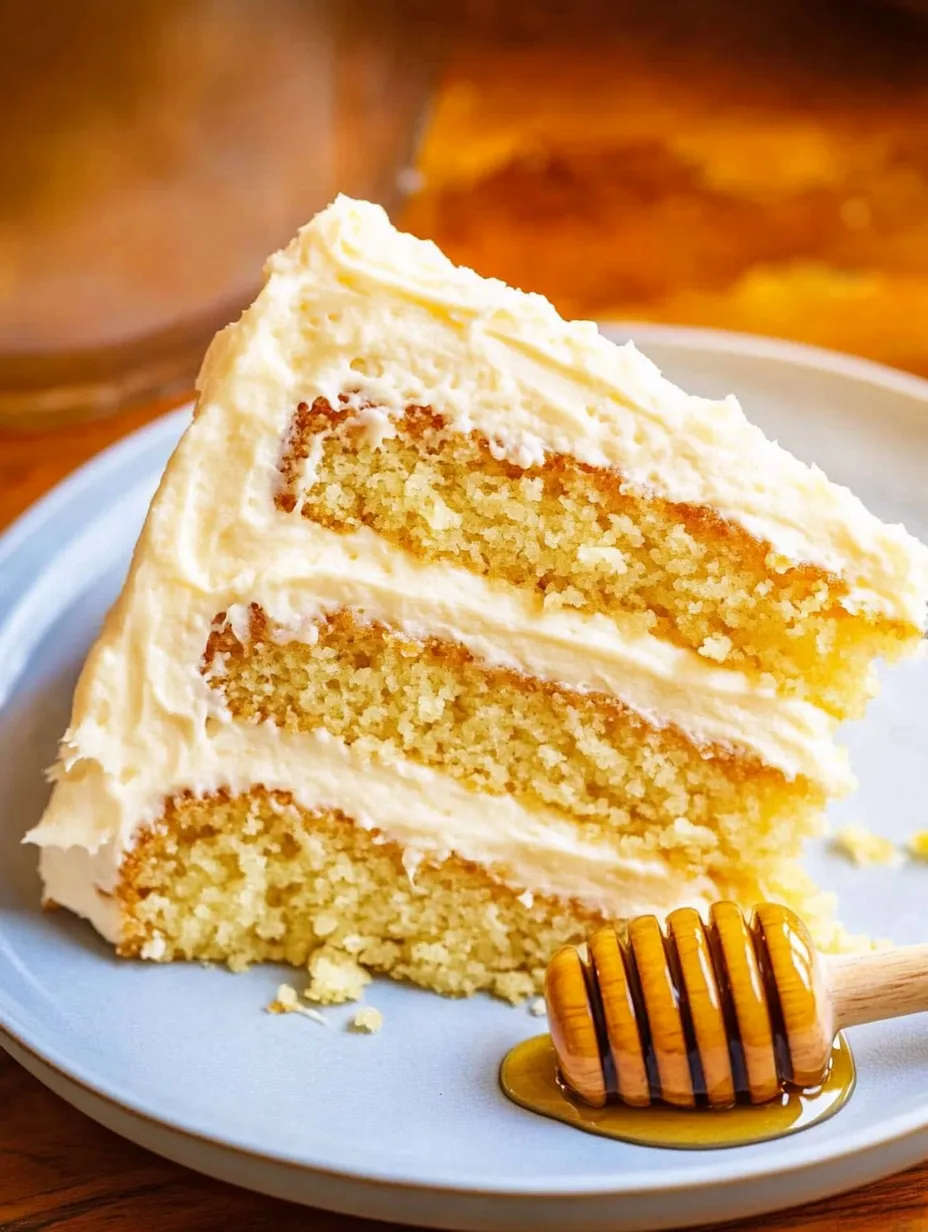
2,327 -> 928,1232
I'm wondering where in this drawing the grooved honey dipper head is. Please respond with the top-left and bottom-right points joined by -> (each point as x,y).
545,902 -> 832,1109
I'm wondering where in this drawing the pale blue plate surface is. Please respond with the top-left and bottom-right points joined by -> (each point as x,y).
2,328 -> 928,1231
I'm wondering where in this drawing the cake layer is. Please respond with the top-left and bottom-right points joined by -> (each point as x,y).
204,604 -> 827,871
283,198 -> 927,627
113,789 -> 828,1001
113,789 -> 614,1001
279,396 -> 914,717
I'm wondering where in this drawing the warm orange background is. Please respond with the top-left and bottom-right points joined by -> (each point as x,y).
404,0 -> 928,377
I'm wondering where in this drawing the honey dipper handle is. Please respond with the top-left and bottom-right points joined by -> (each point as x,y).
828,944 -> 928,1030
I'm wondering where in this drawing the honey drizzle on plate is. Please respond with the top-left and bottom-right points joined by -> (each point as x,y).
499,1033 -> 855,1149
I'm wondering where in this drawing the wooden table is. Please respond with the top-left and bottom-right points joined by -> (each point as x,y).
3,400 -> 928,1232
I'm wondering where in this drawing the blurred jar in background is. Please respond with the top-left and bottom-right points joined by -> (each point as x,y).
4,0 -> 927,428
0,0 -> 435,426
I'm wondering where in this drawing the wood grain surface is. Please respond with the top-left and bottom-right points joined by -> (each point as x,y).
3,398 -> 928,1231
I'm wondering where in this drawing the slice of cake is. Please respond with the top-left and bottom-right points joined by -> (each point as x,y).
28,197 -> 928,1002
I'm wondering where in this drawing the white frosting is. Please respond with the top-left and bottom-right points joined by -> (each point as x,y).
40,845 -> 121,941
38,727 -> 726,944
285,197 -> 927,626
27,195 -> 927,944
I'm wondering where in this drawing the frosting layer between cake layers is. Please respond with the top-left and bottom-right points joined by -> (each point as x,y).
32,194 -> 925,944
40,723 -> 728,946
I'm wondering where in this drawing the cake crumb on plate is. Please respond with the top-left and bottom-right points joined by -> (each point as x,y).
350,1007 -> 384,1034
830,823 -> 901,867
908,831 -> 928,860
266,983 -> 327,1024
305,948 -> 371,1005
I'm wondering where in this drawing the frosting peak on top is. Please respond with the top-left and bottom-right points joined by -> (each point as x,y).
254,195 -> 928,627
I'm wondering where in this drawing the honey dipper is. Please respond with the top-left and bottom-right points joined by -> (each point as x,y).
545,902 -> 928,1110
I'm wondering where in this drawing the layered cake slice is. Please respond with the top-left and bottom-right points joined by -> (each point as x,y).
29,198 -> 928,1002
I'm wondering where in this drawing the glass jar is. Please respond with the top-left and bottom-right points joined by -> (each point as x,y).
3,0 -> 927,427
0,0 -> 439,426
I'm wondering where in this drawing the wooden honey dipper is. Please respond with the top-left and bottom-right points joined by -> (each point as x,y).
545,901 -> 928,1110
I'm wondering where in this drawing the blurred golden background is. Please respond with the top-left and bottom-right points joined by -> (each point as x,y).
405,0 -> 928,375
1,0 -> 927,430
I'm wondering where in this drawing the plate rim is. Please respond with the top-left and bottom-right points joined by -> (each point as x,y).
2,324 -> 928,1203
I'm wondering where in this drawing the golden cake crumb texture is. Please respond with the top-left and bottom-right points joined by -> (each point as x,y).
831,823 -> 901,868
350,1007 -> 384,1034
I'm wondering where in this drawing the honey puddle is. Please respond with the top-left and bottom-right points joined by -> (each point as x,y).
500,1033 -> 855,1149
